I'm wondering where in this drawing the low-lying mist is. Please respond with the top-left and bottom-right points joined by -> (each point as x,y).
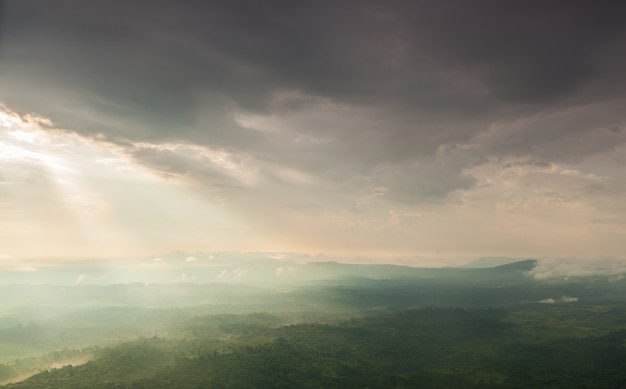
1,255 -> 626,388
3,252 -> 626,286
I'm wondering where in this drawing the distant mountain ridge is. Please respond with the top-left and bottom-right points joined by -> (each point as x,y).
460,257 -> 535,268
0,256 -> 539,286
488,259 -> 538,272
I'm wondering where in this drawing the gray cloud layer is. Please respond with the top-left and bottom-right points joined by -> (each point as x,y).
1,0 -> 626,206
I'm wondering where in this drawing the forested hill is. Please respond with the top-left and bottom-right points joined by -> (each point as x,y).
0,258 -> 625,388
4,307 -> 626,389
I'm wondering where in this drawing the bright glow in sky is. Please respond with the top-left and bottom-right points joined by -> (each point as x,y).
0,105 -> 265,259
1,1 -> 626,265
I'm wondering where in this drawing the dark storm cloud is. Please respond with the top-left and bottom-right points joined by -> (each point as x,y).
4,1 -> 619,120
399,1 -> 626,102
0,0 -> 4,56
1,0 -> 626,202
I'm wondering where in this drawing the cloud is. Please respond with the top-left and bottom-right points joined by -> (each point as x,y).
372,150 -> 477,203
177,273 -> 189,283
0,265 -> 38,273
233,267 -> 249,279
1,2 -> 626,259
0,1 -> 623,208
530,258 -> 626,280
275,266 -> 295,277
127,141 -> 261,190
538,296 -> 578,304
470,102 -> 626,165
2,1 -> 624,160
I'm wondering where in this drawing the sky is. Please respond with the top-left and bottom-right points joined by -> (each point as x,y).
1,0 -> 626,265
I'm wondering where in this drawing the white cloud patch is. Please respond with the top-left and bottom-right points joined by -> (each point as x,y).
275,266 -> 295,277
538,296 -> 578,304
233,267 -> 249,279
177,273 -> 196,283
530,258 -> 626,280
